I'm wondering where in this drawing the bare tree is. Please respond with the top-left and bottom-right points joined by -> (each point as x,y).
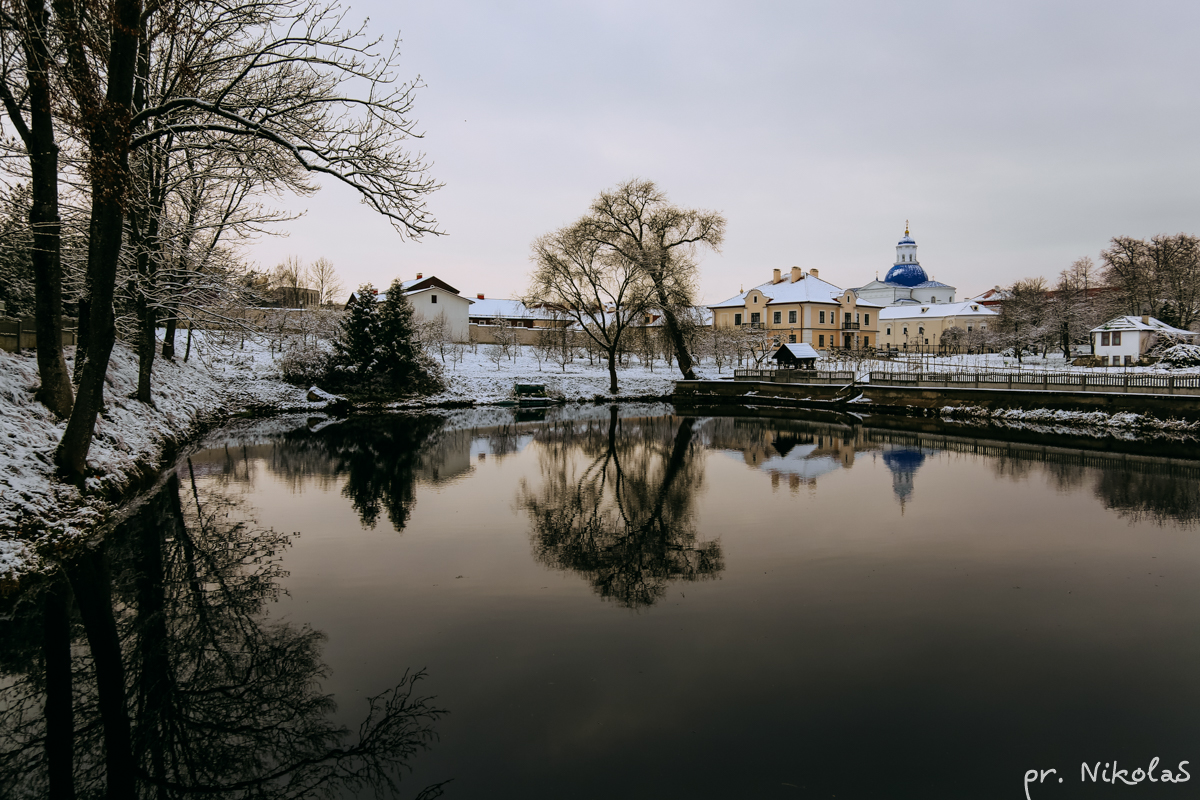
418,311 -> 452,363
51,0 -> 442,478
528,222 -> 653,393
310,256 -> 343,306
1048,256 -> 1107,358
1149,233 -> 1200,329
997,277 -> 1050,363
582,179 -> 725,381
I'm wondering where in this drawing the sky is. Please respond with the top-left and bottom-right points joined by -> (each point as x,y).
241,0 -> 1200,305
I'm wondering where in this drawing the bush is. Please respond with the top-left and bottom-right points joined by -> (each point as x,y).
1161,344 -> 1200,368
278,341 -> 331,385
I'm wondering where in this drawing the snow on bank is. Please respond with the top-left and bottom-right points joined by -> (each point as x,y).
400,347 -> 710,407
941,405 -> 1200,434
0,337 -> 323,582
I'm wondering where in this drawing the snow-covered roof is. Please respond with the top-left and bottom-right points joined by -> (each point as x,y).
709,274 -> 883,309
911,280 -> 954,289
879,301 -> 998,320
469,298 -> 560,320
773,342 -> 820,360
1090,316 -> 1196,336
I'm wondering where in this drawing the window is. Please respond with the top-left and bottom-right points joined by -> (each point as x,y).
819,311 -> 826,324
967,325 -> 973,332
1100,356 -> 1109,366
886,326 -> 892,336
750,312 -> 760,324
819,334 -> 825,347
753,295 -> 758,303
924,338 -> 929,345
903,326 -> 908,335
844,312 -> 851,324
855,312 -> 860,324
734,313 -> 742,326
773,311 -> 782,324
1101,332 -> 1110,346
1124,355 -> 1133,365
864,313 -> 870,325
918,326 -> 924,335
1112,331 -> 1121,346
431,294 -> 438,304
789,310 -> 797,324
789,334 -> 796,343
863,336 -> 869,347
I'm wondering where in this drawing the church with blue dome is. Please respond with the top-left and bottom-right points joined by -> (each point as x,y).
853,223 -> 957,306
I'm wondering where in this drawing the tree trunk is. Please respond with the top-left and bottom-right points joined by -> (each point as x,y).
55,0 -> 145,479
136,293 -> 157,404
161,309 -> 176,358
64,548 -> 134,800
657,301 -> 696,380
23,0 -> 73,417
43,571 -> 75,800
607,346 -> 619,394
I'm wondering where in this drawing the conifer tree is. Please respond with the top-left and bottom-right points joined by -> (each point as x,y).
329,280 -> 443,392
331,284 -> 382,379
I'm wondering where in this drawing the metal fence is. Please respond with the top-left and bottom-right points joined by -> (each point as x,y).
729,367 -> 1200,395
732,369 -> 856,385
869,371 -> 1200,395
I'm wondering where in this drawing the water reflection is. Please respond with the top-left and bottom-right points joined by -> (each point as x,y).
0,468 -> 446,799
702,413 -> 1200,527
518,409 -> 724,609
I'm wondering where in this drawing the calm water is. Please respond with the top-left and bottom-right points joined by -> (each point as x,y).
4,405 -> 1200,799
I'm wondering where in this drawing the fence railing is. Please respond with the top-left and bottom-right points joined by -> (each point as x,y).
732,369 -> 856,385
868,371 -> 1200,395
728,367 -> 1200,395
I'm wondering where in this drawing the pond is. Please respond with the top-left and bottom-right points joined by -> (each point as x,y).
4,405 -> 1200,799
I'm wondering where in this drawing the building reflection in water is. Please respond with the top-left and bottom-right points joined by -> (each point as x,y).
0,469 -> 447,800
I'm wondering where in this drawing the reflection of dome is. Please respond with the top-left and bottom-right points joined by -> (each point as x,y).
882,448 -> 927,506
884,262 -> 929,287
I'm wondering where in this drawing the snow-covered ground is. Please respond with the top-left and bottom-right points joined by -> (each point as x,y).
0,335 -> 331,583
402,345 -> 711,406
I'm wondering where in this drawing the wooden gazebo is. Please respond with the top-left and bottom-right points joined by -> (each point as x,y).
771,342 -> 819,369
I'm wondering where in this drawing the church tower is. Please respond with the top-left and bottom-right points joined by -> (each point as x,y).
896,221 -> 918,265
883,221 -> 929,288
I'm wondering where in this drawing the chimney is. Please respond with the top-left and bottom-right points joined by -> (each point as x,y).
773,268 -> 782,284
416,272 -> 423,279
477,293 -> 485,300
1142,314 -> 1150,325
809,268 -> 819,279
791,266 -> 803,282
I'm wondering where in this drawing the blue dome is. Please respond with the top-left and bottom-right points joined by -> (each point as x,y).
898,235 -> 915,245
884,262 -> 929,287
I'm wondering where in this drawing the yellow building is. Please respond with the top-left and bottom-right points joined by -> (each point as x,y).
878,301 -> 998,350
708,267 -> 882,350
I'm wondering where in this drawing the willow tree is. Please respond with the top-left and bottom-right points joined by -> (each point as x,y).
582,179 -> 725,381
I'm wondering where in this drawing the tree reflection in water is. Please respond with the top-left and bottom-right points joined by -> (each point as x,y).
0,464 -> 446,799
519,408 -> 723,609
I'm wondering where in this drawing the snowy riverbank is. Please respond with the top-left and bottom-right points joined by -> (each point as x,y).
0,337 -> 709,584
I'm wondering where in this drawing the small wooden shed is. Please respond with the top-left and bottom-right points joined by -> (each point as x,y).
771,342 -> 820,369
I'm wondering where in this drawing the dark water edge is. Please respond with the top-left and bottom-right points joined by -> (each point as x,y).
4,403 -> 1200,799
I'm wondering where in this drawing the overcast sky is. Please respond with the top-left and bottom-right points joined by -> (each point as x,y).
242,0 -> 1200,305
